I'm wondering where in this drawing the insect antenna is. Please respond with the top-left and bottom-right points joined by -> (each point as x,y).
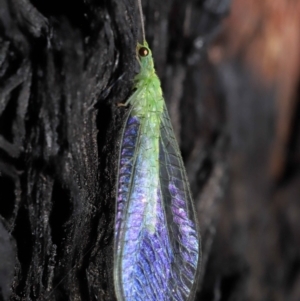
137,0 -> 146,43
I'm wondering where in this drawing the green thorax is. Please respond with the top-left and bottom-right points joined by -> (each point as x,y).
129,41 -> 164,118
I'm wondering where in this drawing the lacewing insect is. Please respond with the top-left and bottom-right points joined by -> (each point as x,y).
114,1 -> 201,300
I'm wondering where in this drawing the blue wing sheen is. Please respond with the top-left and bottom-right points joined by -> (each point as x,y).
114,106 -> 200,301
159,106 -> 200,299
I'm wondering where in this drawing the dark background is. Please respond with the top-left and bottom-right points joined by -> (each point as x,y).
0,0 -> 299,300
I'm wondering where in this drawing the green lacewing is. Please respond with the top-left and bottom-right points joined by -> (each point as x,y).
113,0 -> 201,300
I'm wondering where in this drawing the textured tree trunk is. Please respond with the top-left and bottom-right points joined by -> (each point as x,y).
0,0 -> 229,300
4,0 -> 300,301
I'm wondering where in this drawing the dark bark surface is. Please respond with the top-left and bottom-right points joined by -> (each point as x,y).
1,0 -> 299,301
0,0 -> 228,300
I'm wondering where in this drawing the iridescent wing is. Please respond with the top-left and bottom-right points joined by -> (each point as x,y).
114,106 -> 201,301
159,105 -> 201,300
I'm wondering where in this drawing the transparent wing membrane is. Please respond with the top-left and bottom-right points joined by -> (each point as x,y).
114,106 -> 200,301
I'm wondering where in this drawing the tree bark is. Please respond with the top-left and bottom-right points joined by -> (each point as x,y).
0,0 -> 229,300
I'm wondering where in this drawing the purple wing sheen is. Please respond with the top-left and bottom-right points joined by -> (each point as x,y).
159,106 -> 200,299
114,109 -> 200,301
115,115 -> 140,254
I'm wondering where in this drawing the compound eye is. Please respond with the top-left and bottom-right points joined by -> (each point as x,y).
139,47 -> 149,57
